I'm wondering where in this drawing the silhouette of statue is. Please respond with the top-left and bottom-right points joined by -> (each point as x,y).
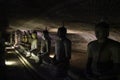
39,29 -> 51,64
27,30 -> 32,44
52,26 -> 71,77
26,30 -> 32,50
86,22 -> 120,80
30,31 -> 38,53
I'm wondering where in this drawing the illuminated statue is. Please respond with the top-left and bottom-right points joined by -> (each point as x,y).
86,22 -> 120,80
26,31 -> 39,63
22,31 -> 28,43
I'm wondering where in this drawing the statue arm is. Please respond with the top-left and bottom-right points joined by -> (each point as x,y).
64,40 -> 71,60
112,46 -> 120,76
30,40 -> 38,52
44,41 -> 49,54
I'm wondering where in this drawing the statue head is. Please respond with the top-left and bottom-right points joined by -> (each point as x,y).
95,22 -> 109,43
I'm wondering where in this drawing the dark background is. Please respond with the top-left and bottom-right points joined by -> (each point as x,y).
1,0 -> 120,76
0,0 -> 120,24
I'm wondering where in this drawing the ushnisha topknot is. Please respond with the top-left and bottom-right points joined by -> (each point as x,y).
32,30 -> 37,34
95,22 -> 110,30
42,27 -> 49,34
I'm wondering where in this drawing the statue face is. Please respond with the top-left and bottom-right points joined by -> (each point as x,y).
95,27 -> 109,42
57,29 -> 66,38
32,33 -> 36,39
41,33 -> 45,40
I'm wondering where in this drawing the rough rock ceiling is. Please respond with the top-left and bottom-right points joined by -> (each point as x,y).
0,0 -> 120,31
7,0 -> 120,20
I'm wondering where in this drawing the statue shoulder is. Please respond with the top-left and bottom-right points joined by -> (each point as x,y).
88,40 -> 97,47
108,39 -> 120,47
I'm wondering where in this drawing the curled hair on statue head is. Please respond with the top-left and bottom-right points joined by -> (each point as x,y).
43,30 -> 48,34
58,21 -> 67,35
95,22 -> 110,30
60,26 -> 66,33
32,30 -> 37,34
42,27 -> 49,34
42,28 -> 51,40
28,30 -> 31,34
57,26 -> 67,37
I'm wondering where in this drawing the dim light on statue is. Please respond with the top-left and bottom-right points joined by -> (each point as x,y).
5,60 -> 17,66
49,54 -> 55,58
